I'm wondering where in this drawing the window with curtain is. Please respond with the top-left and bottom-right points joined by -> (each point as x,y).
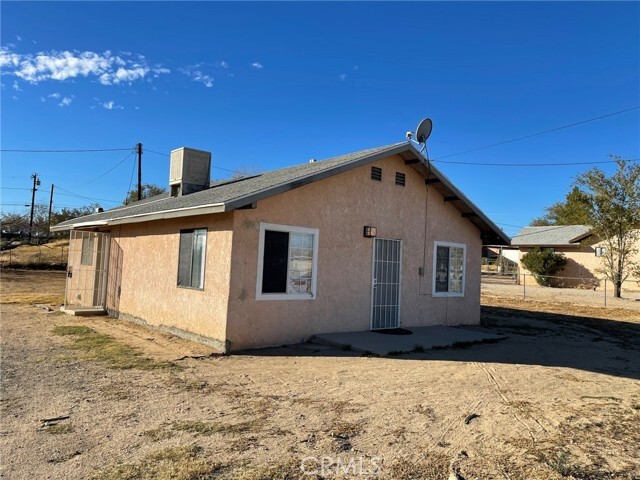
433,242 -> 465,296
257,223 -> 318,300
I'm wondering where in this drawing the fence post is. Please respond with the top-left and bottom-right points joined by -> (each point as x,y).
604,279 -> 607,307
523,274 -> 526,300
8,248 -> 11,266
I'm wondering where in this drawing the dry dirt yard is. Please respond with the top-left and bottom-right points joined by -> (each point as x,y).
1,269 -> 639,480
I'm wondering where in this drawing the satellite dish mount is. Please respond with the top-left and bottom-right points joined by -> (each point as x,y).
406,118 -> 433,157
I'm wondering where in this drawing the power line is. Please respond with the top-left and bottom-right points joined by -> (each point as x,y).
433,106 -> 640,161
0,147 -> 132,153
431,158 -> 640,167
73,151 -> 135,188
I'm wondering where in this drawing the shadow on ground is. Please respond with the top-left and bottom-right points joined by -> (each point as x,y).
239,306 -> 640,381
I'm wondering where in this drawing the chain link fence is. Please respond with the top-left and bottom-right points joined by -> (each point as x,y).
482,273 -> 640,310
0,244 -> 67,269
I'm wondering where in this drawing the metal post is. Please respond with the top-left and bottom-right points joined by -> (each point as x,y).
28,173 -> 40,243
46,184 -> 54,243
137,143 -> 143,201
523,274 -> 526,300
604,279 -> 607,307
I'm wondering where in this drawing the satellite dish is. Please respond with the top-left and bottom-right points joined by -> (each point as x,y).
416,118 -> 433,144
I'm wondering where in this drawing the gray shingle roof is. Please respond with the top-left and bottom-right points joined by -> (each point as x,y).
511,225 -> 592,246
53,143 -> 404,229
52,141 -> 509,244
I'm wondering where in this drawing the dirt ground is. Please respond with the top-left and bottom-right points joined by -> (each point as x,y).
1,269 -> 639,479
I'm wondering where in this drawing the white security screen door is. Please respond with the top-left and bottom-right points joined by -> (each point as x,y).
371,238 -> 402,330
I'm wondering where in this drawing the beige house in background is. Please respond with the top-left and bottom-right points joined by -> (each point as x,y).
53,142 -> 508,352
511,225 -> 640,291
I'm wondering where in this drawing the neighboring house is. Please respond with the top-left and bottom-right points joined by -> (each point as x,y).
52,142 -> 509,352
511,225 -> 640,290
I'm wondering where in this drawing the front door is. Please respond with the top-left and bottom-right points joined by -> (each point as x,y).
371,238 -> 402,330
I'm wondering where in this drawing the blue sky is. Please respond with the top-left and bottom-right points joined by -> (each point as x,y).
1,1 -> 638,237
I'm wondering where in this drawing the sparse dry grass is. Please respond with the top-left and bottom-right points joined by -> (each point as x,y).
171,420 -> 254,436
0,240 -> 69,269
0,268 -> 65,304
94,445 -> 226,480
52,325 -> 181,371
44,423 -> 74,435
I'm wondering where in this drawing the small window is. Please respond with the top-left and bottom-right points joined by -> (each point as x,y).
81,235 -> 94,266
595,246 -> 606,257
177,228 -> 207,289
257,223 -> 319,300
395,172 -> 406,186
371,166 -> 382,181
433,241 -> 466,297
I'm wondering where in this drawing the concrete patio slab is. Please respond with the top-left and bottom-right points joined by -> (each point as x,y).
311,326 -> 506,356
60,306 -> 107,317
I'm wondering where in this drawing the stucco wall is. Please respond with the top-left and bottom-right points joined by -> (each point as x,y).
106,213 -> 234,350
225,154 -> 482,350
517,241 -> 640,291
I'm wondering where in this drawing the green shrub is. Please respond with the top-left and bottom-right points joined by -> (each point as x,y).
521,248 -> 567,286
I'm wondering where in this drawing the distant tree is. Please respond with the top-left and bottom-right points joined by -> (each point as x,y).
123,184 -> 167,205
521,248 -> 568,286
575,157 -> 640,298
1,203 -> 100,244
530,187 -> 591,226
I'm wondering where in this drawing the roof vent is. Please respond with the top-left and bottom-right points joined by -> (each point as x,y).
95,207 -> 104,213
170,147 -> 212,196
309,158 -> 317,163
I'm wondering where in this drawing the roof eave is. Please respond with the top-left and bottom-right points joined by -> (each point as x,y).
51,203 -> 226,232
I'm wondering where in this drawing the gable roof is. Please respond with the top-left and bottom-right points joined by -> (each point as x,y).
52,141 -> 509,244
511,225 -> 592,247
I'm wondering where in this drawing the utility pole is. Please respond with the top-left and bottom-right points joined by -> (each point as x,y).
46,184 -> 54,243
137,142 -> 143,201
28,173 -> 40,244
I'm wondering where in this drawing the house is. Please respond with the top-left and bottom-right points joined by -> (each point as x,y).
511,225 -> 640,290
52,142 -> 509,352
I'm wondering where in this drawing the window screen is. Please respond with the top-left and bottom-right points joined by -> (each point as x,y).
81,235 -> 94,266
177,228 -> 207,289
434,243 -> 465,295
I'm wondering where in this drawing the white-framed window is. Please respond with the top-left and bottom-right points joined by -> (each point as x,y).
595,246 -> 606,257
177,228 -> 207,289
432,241 -> 466,297
256,223 -> 319,301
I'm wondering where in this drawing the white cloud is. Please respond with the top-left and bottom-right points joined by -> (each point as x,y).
16,35 -> 22,42
353,65 -> 359,71
102,100 -> 123,110
250,62 -> 263,69
218,61 -> 229,69
40,96 -> 46,102
181,64 -> 214,88
12,80 -> 22,91
12,95 -> 18,100
339,74 -> 347,81
59,96 -> 73,107
0,47 -> 167,87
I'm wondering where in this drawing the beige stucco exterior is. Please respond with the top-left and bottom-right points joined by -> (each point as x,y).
516,239 -> 640,291
76,153 -> 485,352
104,213 -> 234,350
225,154 -> 482,350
